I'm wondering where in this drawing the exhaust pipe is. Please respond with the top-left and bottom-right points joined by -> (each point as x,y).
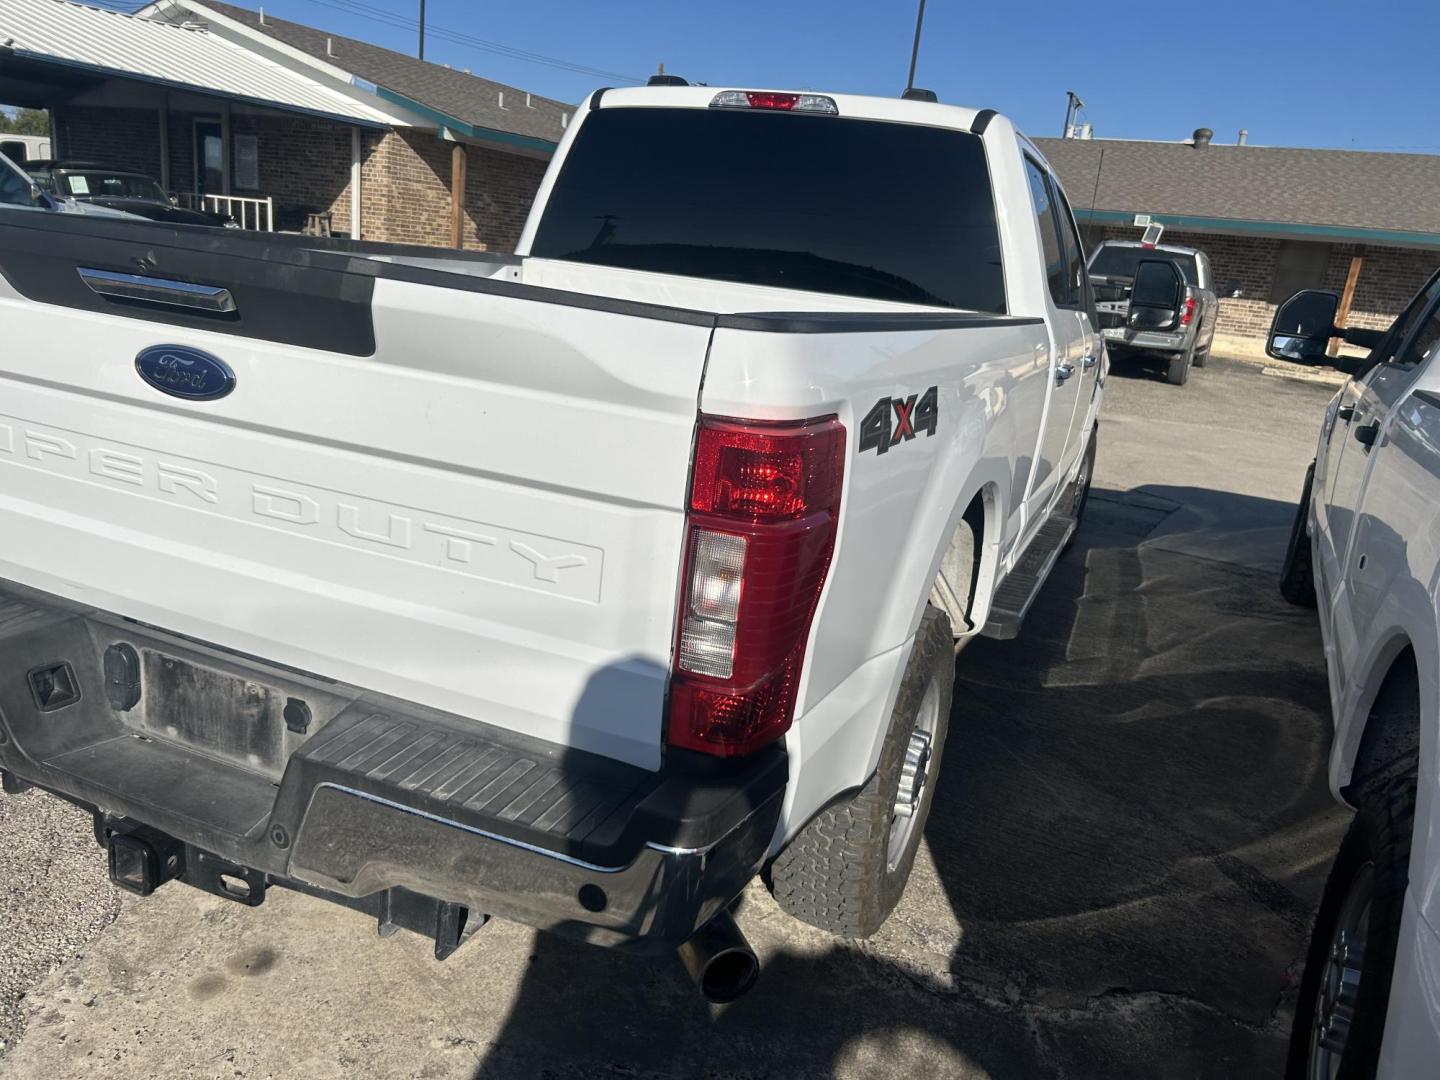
677,910 -> 758,1003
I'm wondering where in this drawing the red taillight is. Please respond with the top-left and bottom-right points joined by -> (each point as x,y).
709,90 -> 840,115
1180,296 -> 1198,326
743,91 -> 797,110
668,414 -> 846,757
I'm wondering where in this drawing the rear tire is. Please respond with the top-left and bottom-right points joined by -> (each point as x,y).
1193,344 -> 1209,368
765,606 -> 954,938
1280,462 -> 1318,608
1165,341 -> 1194,385
1287,773 -> 1415,1080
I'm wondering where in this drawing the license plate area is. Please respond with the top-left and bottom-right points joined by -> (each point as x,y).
139,652 -> 286,776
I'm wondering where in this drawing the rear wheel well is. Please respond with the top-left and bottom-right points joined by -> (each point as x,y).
930,490 -> 993,636
1346,645 -> 1421,800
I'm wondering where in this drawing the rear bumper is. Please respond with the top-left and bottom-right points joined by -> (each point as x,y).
1102,329 -> 1188,354
0,583 -> 783,954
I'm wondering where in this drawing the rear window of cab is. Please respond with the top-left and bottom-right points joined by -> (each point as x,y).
531,106 -> 1006,313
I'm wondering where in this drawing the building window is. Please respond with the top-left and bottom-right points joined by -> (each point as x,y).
1269,240 -> 1330,304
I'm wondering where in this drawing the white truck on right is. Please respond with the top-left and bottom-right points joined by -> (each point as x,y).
0,82 -> 1106,1001
1272,274 -> 1440,1077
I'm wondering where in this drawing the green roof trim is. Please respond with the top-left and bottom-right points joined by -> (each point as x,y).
1076,208 -> 1440,250
374,86 -> 559,154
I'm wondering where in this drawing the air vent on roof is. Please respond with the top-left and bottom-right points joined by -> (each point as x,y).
901,87 -> 938,102
1192,127 -> 1213,148
647,74 -> 688,86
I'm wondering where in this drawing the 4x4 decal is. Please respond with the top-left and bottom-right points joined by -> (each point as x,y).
859,386 -> 938,455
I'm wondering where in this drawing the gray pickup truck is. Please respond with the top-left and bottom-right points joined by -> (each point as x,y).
1088,239 -> 1233,386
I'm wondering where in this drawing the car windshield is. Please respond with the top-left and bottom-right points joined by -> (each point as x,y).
1090,245 -> 1198,285
58,171 -> 168,203
530,107 -> 1006,312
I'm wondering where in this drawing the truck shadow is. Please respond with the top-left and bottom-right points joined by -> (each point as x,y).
466,484 -> 1347,1080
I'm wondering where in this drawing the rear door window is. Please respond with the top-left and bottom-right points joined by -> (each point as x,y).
1023,157 -> 1067,306
531,107 -> 1006,313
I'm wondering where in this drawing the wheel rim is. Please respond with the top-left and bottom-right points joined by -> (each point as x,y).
887,675 -> 941,871
1308,862 -> 1374,1080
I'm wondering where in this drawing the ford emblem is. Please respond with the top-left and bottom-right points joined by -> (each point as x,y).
135,345 -> 236,401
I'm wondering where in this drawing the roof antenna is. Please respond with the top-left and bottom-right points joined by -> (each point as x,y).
905,0 -> 927,91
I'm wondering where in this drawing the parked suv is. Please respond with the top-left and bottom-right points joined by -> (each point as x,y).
1273,273 -> 1440,1078
1088,239 -> 1232,386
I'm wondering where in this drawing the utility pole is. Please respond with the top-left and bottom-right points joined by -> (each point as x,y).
1062,90 -> 1085,138
905,0 -> 927,90
418,0 -> 426,59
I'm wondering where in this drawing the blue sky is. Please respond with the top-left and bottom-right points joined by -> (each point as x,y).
184,0 -> 1440,152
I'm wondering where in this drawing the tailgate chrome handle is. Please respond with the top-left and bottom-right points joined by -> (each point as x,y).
78,267 -> 237,314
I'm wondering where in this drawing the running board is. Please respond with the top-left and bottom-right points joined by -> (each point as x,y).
981,512 -> 1076,640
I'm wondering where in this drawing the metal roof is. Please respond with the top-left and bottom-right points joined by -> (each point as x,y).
1035,136 -> 1440,248
185,1 -> 573,152
0,0 -> 407,126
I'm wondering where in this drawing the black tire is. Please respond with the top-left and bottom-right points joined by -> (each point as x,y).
1165,340 -> 1194,385
1280,462 -> 1319,608
1287,773 -> 1416,1080
1193,343 -> 1209,368
765,606 -> 954,938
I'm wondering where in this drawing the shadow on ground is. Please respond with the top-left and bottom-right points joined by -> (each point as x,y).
465,485 -> 1349,1080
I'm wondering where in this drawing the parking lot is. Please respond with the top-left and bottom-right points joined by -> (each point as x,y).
0,354 -> 1351,1079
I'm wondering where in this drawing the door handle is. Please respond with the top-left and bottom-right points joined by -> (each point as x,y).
77,267 -> 237,314
1080,351 -> 1098,370
1056,362 -> 1076,384
1337,404 -> 1356,422
1354,421 -> 1380,448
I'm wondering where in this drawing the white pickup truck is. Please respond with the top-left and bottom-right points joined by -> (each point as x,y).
0,84 -> 1104,1000
1271,275 -> 1440,1077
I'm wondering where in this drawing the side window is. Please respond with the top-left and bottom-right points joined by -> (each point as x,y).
1024,156 -> 1067,307
0,161 -> 34,207
1357,277 -> 1440,378
1395,299 -> 1440,371
1051,184 -> 1089,313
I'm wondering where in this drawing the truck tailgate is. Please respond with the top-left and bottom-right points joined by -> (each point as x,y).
0,220 -> 713,769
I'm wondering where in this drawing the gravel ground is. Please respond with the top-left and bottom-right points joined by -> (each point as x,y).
0,789 -> 120,1058
0,354 -> 1348,1078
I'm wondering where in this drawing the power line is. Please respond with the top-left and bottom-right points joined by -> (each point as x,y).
295,0 -> 642,83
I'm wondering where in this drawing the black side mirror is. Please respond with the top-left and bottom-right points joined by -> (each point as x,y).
1128,259 -> 1186,331
1267,289 -> 1340,363
1223,280 -> 1242,299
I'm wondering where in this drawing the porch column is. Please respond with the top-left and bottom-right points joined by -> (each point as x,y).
1328,254 -> 1364,358
350,126 -> 362,240
449,141 -> 466,248
220,101 -> 232,196
157,95 -> 170,192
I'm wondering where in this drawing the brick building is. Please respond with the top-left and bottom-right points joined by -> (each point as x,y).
1036,132 -> 1440,353
0,0 -> 567,251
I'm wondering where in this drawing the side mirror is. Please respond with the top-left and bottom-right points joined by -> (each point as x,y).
1223,280 -> 1242,299
1128,259 -> 1185,331
1267,289 -> 1340,363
